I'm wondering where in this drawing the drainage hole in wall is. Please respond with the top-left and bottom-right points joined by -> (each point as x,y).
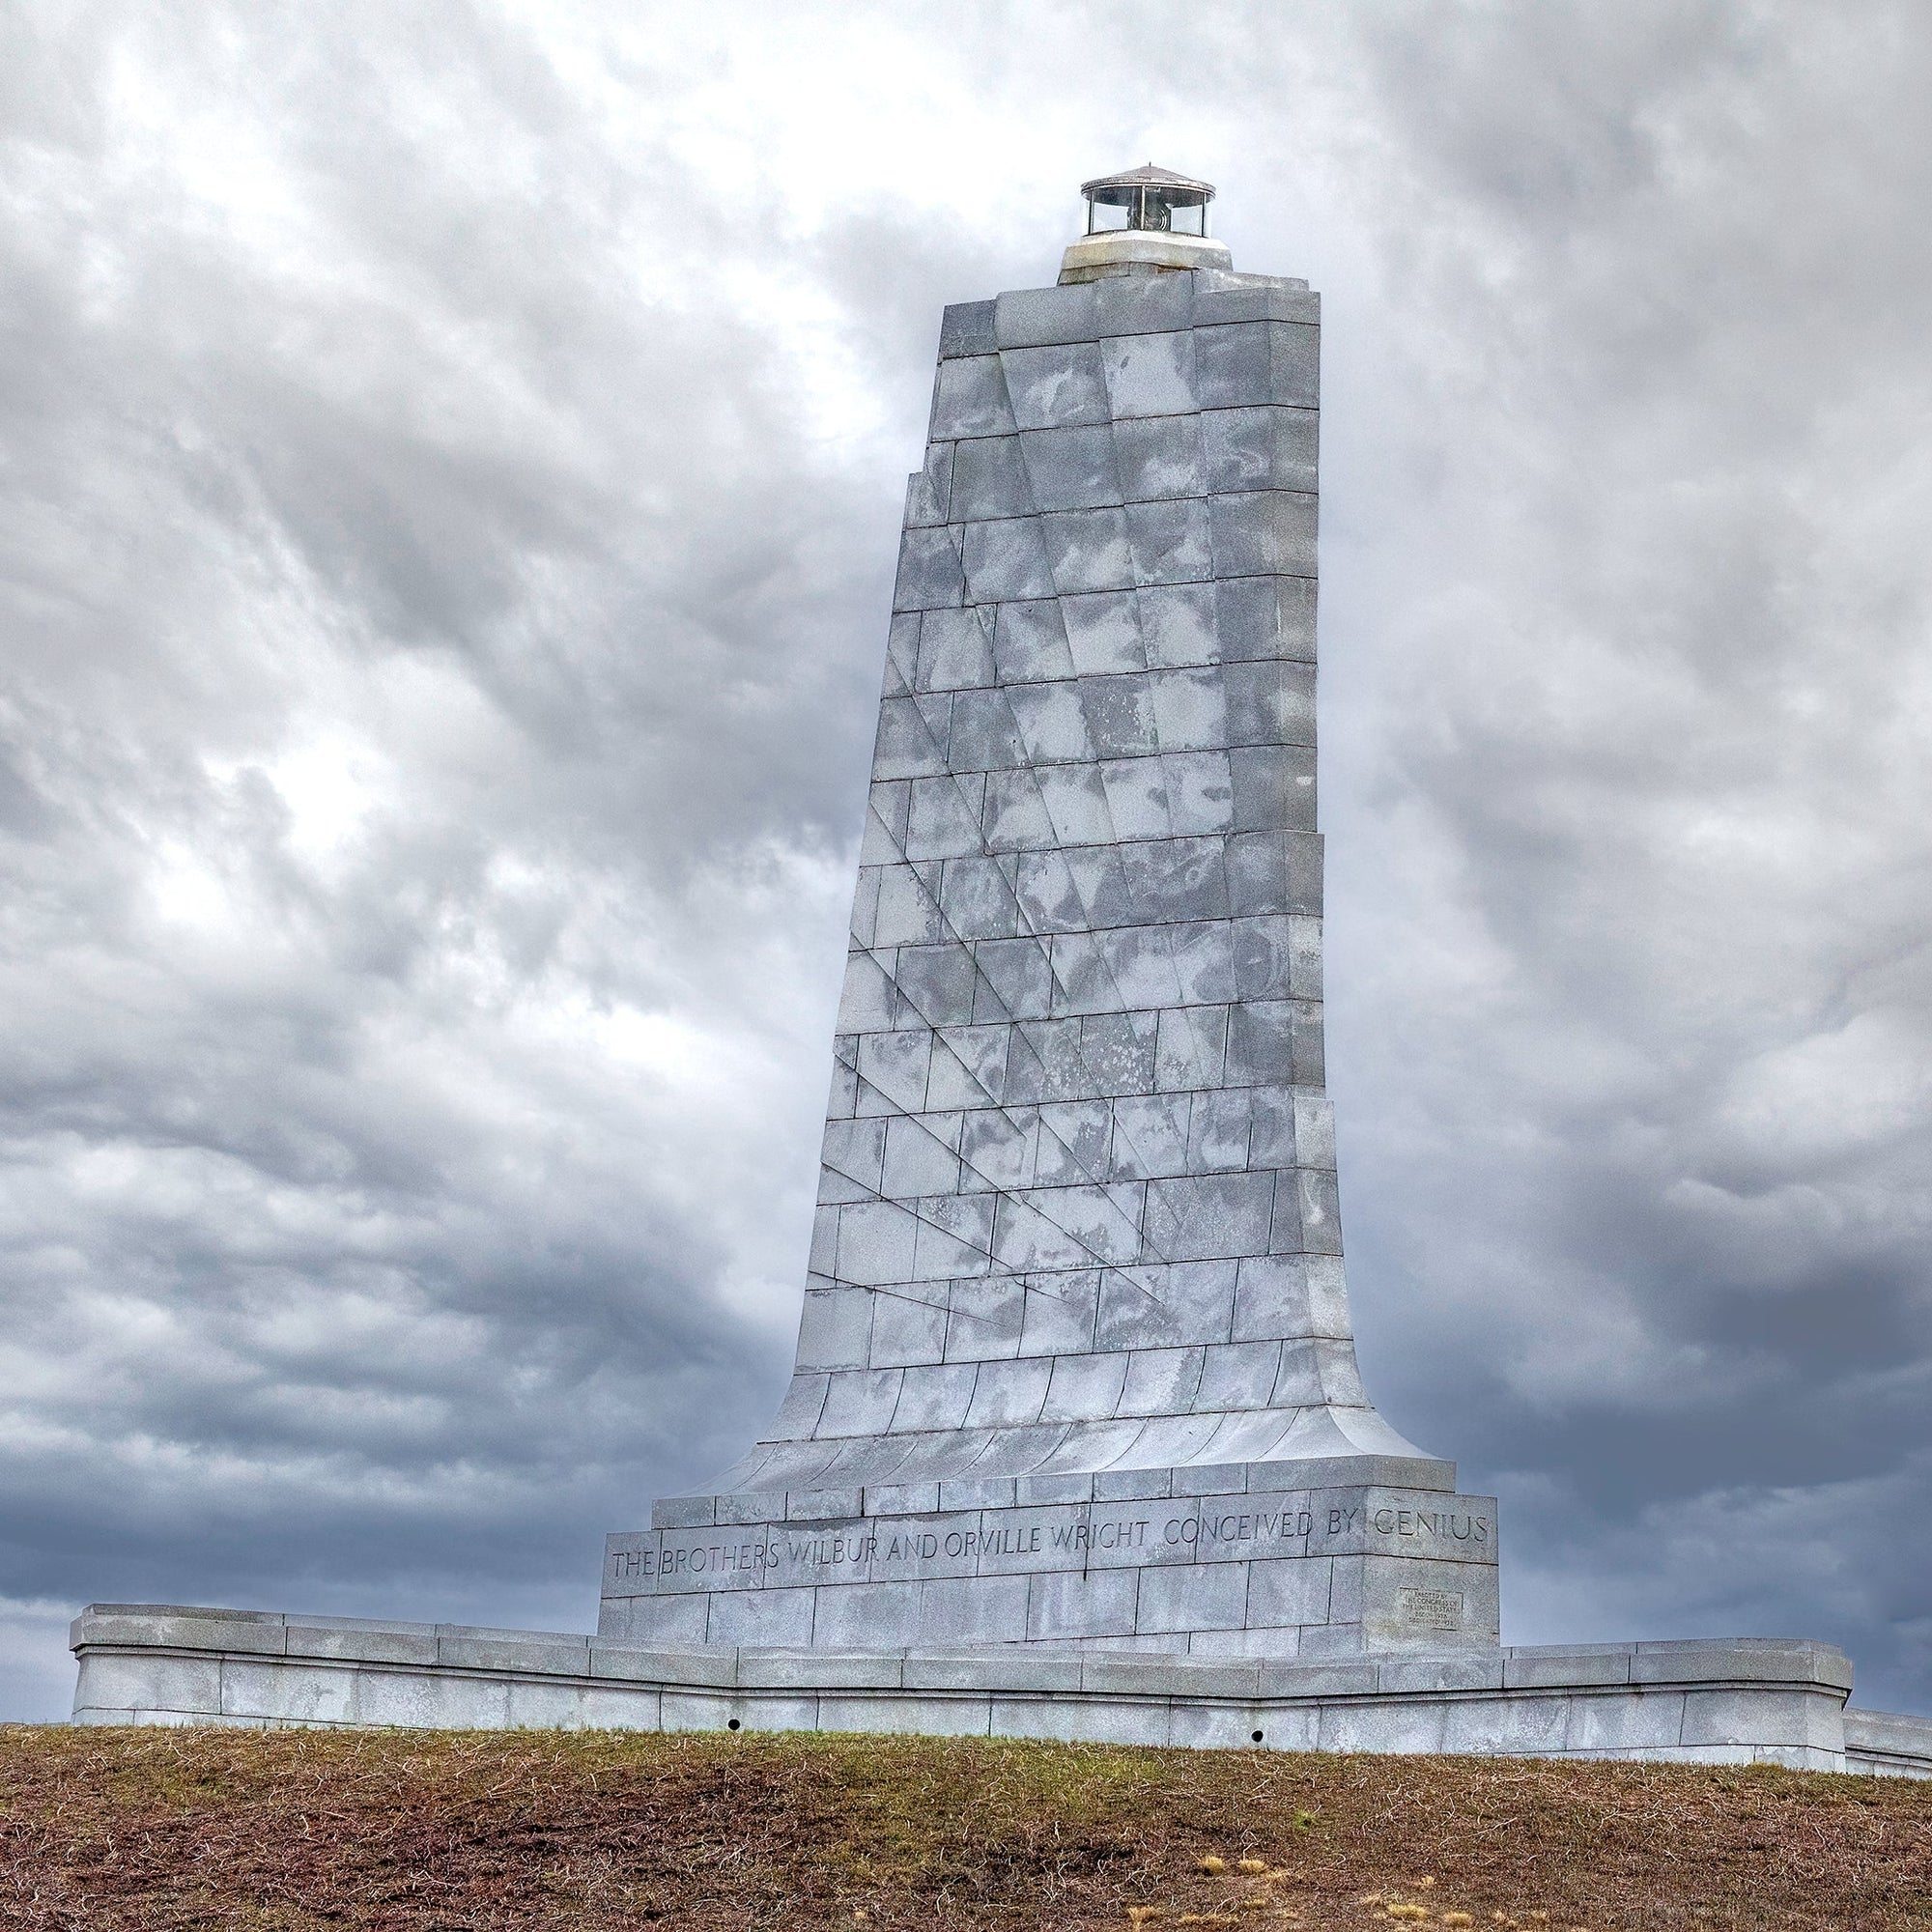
727,1719 -> 741,1731
1251,1729 -> 1264,1743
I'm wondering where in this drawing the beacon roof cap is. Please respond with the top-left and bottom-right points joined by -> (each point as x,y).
1080,162 -> 1215,237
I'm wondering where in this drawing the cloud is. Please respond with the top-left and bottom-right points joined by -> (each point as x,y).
1,0 -> 1930,1719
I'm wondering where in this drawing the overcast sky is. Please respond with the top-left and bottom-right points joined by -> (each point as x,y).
4,0 -> 1932,1722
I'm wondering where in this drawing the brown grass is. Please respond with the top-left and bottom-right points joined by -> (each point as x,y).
1,1723 -> 1927,1929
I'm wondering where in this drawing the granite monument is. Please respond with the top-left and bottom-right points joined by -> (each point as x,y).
601,165 -> 1499,1661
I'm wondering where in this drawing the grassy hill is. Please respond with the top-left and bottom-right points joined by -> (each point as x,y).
2,1725 -> 1927,1929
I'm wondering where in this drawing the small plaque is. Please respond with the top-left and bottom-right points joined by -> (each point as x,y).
1399,1586 -> 1463,1632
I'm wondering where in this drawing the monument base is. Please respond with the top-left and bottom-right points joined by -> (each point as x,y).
608,1455 -> 1499,1658
68,1604 -> 1932,1776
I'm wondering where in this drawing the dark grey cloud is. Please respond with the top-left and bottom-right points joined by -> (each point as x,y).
3,0 -> 1930,1719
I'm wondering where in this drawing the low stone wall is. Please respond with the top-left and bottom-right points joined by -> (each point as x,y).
1845,1706 -> 1932,1776
69,1604 -> 1929,1775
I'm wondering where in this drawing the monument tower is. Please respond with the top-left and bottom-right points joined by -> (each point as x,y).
601,166 -> 1501,1658
74,170 -> 1904,1773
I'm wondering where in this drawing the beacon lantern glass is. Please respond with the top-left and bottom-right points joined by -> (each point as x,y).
1081,162 -> 1214,238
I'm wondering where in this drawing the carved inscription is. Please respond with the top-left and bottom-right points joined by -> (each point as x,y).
1399,1586 -> 1465,1632
606,1489 -> 1497,1596
1326,1503 -> 1492,1548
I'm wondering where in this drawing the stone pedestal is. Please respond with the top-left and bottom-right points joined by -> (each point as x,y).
603,1459 -> 1495,1655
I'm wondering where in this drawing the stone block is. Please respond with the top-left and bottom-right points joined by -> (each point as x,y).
950,436 -> 1036,522
1031,764 -> 1116,845
917,1575 -> 1032,1645
1203,407 -> 1319,496
893,526 -> 967,612
991,597 -> 1077,681
939,299 -> 997,359
657,1692 -> 753,1739
994,282 -> 1098,349
915,607 -> 997,692
605,1596 -> 711,1650
1159,748 -> 1236,835
1193,281 -> 1320,327
1144,1173 -> 1275,1261
1040,507 -> 1136,595
1298,1168 -> 1344,1256
1021,425 -> 1122,511
1126,497 -> 1213,585
1230,744 -> 1317,833
284,1621 -> 440,1668
1378,1651 -> 1506,1694
1101,330 -> 1197,418
1015,1471 -> 1096,1506
930,355 -> 1015,439
1563,1689 -> 1687,1753
439,1633 -> 590,1677
795,1287 -> 873,1371
1225,831 -> 1322,919
1222,658 -> 1317,748
1193,322 -> 1320,411
810,1579 -> 922,1649
1211,492 -> 1319,582
1114,414 -> 1206,502
704,1589 -> 816,1649
1316,1697 -> 1449,1755
962,516 -> 1057,604
575,1685 -> 666,1729
940,857 -> 1021,941
1138,583 -> 1219,669
1681,1688 -> 1843,1753
1028,1569 -> 1141,1641
1135,1562 -> 1249,1634
78,1652 -> 222,1719
945,1275 -> 1029,1360
939,1476 -> 1017,1510
1631,1639 -> 1852,1690
1503,1646 -> 1634,1690
1001,342 -> 1110,429
903,443 -> 953,527
1844,1707 -> 1932,1772
1092,271 -> 1197,338
909,1648 -> 1083,1692
868,1291 -> 950,1369
354,1667 -> 512,1730
1169,1456 -> 1249,1495
948,686 -> 1028,772
1060,590 -> 1146,674
868,1480 -> 943,1515
908,1198 -> 997,1291
1018,1272 -> 1100,1355
739,1648 -> 902,1690
963,1356 -> 1053,1429
1169,1701 -> 1287,1750
871,696 -> 951,781
86,1608 -> 288,1658
1441,1692 -> 1572,1756
1245,1556 -> 1334,1629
